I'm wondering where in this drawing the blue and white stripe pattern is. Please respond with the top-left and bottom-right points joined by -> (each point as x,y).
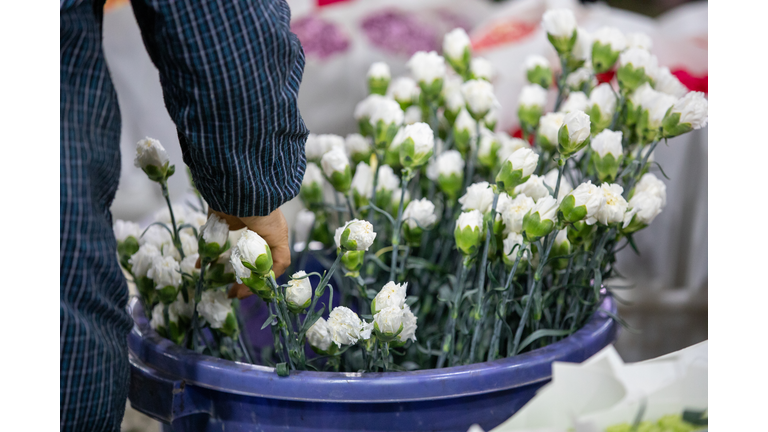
60,0 -> 307,429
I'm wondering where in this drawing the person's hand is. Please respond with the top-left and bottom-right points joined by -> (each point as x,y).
207,208 -> 291,299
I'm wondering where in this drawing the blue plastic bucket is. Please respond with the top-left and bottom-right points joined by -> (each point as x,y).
127,289 -> 617,431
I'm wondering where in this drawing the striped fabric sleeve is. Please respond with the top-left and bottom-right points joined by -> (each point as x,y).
130,0 -> 309,217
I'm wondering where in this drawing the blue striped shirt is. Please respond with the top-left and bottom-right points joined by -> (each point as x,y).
60,0 -> 307,429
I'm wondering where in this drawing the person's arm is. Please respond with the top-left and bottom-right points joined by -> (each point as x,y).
130,0 -> 309,277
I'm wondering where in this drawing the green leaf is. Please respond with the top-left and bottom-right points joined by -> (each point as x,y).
517,329 -> 573,353
260,314 -> 276,330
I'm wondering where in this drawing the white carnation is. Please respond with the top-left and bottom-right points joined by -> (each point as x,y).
327,306 -> 365,347
572,28 -> 593,62
538,112 -> 565,146
514,175 -> 549,202
345,133 -> 371,157
427,150 -> 465,180
454,109 -> 478,135
351,162 -> 374,197
129,243 -> 161,278
376,165 -> 400,192
619,48 -> 658,78
388,77 -> 421,105
150,303 -> 166,331
569,181 -> 605,220
321,146 -> 350,178
524,54 -> 550,71
286,271 -> 312,308
530,195 -> 559,222
559,91 -> 589,113
392,122 -> 435,156
505,147 -> 539,179
669,91 -> 708,129
354,94 -> 387,120
462,79 -> 499,116
304,134 -> 323,160
236,230 -> 269,266
293,210 -> 316,247
591,183 -> 628,225
404,106 -> 423,125
369,98 -> 404,127
169,291 -> 194,323
147,255 -> 182,289
397,305 -> 418,342
503,231 -> 528,261
302,162 -> 325,187
565,67 -> 595,89
501,194 -> 535,234
179,231 -> 198,256
180,253 -> 199,276
497,134 -> 528,162
114,220 -> 141,242
592,27 -> 627,51
459,181 -> 495,213
306,317 -> 333,352
335,219 -> 377,251
373,281 -> 408,312
591,129 -> 623,158
653,67 -> 688,98
197,288 -> 232,329
518,84 -> 547,109
562,110 -> 591,145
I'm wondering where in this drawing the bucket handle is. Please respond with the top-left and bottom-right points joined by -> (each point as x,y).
128,352 -> 212,424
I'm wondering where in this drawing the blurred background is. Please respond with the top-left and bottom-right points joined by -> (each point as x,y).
103,0 -> 707,430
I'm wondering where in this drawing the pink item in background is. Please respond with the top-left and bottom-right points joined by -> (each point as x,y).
292,15 -> 351,59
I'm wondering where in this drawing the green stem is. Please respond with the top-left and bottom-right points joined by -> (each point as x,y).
300,254 -> 342,335
191,258 -> 209,352
345,193 -> 357,219
469,192 -> 499,363
487,245 -> 525,361
390,170 -> 411,281
160,180 -> 184,259
436,259 -> 471,368
267,276 -> 295,370
623,140 -> 660,198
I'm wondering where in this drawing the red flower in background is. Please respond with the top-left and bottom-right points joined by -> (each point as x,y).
670,68 -> 708,94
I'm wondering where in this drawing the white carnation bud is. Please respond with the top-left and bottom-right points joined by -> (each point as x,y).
374,306 -> 405,337
459,181 -> 495,213
134,137 -> 169,170
372,281 -> 408,314
367,62 -> 390,80
618,48 -> 658,76
304,134 -> 323,161
653,67 -> 687,98
369,98 -> 405,127
302,162 -> 325,187
537,112 -> 565,152
590,183 -> 628,225
565,66 -> 595,90
542,8 -> 577,38
524,54 -> 550,71
114,220 -> 141,242
169,291 -> 194,323
427,150 -> 465,180
345,133 -> 371,159
571,28 -> 592,63
286,271 -> 312,311
234,230 -> 271,274
334,219 -> 377,251
388,77 -> 421,107
559,91 -> 589,114
147,255 -> 182,289
642,91 -> 678,130
179,231 -> 198,256
392,122 -> 435,167
321,146 -> 350,177
558,110 -> 591,156
502,231 -> 528,265
624,190 -> 664,229
454,109 -> 478,136
327,306 -> 365,347
588,83 -> 618,131
461,79 -> 499,119
456,209 -> 484,230
443,27 -> 471,63
591,129 -> 623,158
307,317 -> 333,352
201,214 -> 229,247
351,162 -> 374,198
470,57 -> 495,81
518,84 -> 548,109
528,195 -> 559,223
293,210 -> 316,248
514,175 -> 549,202
197,288 -> 233,329
496,148 -> 539,195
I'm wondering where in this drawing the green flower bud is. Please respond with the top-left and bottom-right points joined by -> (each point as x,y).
341,250 -> 365,276
522,196 -> 558,242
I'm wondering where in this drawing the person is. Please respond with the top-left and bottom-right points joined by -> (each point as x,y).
60,0 -> 308,430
